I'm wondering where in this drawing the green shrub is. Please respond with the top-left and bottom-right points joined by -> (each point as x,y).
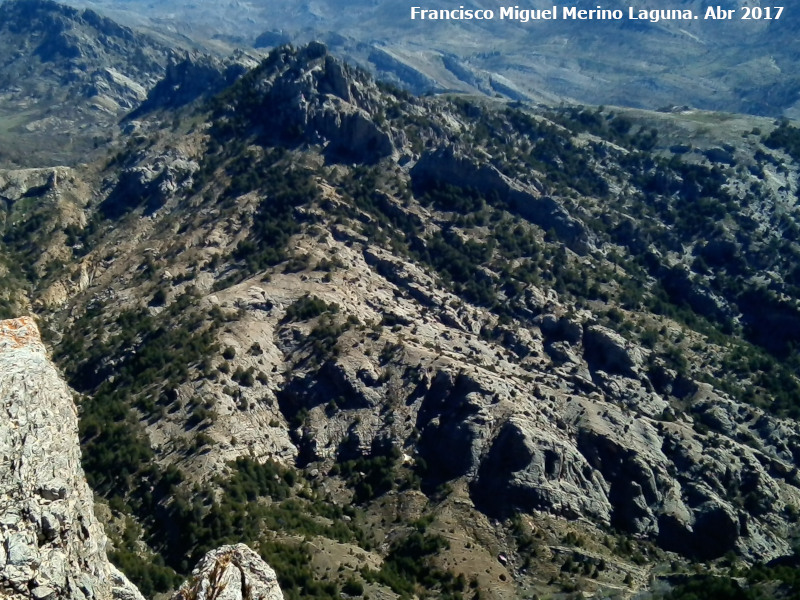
284,294 -> 338,322
342,578 -> 364,596
338,445 -> 401,504
364,530 -> 463,599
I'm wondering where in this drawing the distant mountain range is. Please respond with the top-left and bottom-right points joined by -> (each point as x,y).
65,0 -> 800,117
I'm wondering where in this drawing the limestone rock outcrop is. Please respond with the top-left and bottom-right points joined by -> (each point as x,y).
0,317 -> 288,600
0,317 -> 144,600
0,168 -> 70,207
99,153 -> 199,218
410,147 -> 592,253
472,417 -> 613,523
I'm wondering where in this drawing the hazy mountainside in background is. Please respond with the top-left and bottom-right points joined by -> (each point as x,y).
2,21 -> 800,597
67,0 -> 800,117
0,0 -> 175,166
0,0 -> 268,168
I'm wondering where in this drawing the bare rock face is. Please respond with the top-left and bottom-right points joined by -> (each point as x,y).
0,317 -> 144,600
472,417 -> 613,523
172,544 -> 284,600
0,168 -> 68,207
99,153 -> 199,218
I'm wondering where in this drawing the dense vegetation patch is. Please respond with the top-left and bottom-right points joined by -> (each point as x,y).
284,294 -> 339,322
57,292 -> 218,499
364,519 -> 465,600
228,156 -> 320,275
333,444 -> 402,504
655,558 -> 800,600
764,121 -> 800,163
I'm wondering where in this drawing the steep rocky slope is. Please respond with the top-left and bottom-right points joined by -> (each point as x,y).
3,39 -> 800,599
0,316 -> 286,600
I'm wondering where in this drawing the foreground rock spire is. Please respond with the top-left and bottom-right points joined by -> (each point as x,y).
0,316 -> 144,600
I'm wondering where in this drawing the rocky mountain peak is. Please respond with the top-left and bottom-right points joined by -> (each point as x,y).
214,42 -> 396,161
1,0 -> 85,34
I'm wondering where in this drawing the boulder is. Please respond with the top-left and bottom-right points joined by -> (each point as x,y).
171,544 -> 283,600
583,324 -> 644,377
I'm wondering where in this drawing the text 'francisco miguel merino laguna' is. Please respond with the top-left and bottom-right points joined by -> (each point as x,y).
409,6 -> 785,22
